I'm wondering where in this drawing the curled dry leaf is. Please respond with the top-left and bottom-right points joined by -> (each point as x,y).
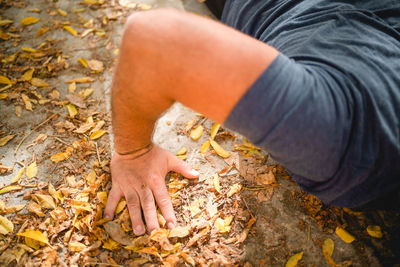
0,185 -> 23,195
63,25 -> 78,36
68,241 -> 87,252
176,147 -> 187,156
213,173 -> 221,194
168,225 -> 191,238
226,183 -> 242,197
190,125 -> 203,141
11,167 -> 25,184
88,59 -> 104,72
285,252 -> 303,267
0,215 -> 14,234
0,75 -> 12,85
210,123 -> 220,140
335,227 -> 355,243
0,135 -> 15,146
19,69 -> 34,81
66,77 -> 94,84
21,17 -> 40,26
367,225 -> 383,238
210,139 -> 231,158
30,78 -> 48,87
32,194 -> 56,209
90,130 -> 106,140
200,140 -> 210,156
28,201 -> 45,217
322,238 -> 336,267
26,161 -> 38,179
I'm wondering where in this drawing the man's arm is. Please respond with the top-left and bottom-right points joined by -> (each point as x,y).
104,8 -> 278,235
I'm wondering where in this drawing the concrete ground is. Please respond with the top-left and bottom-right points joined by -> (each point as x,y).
0,0 -> 399,266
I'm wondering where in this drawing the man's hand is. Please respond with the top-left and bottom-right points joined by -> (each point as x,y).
104,145 -> 199,235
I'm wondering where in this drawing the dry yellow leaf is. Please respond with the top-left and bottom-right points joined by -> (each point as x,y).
15,106 -> 22,117
63,25 -> 78,36
115,199 -> 126,214
0,204 -> 24,214
36,26 -> 49,37
57,8 -> 67,16
0,215 -> 14,234
88,59 -> 104,72
0,75 -> 12,85
190,125 -> 203,141
176,154 -> 187,160
97,192 -> 107,205
11,167 -> 25,183
185,118 -> 196,132
20,69 -> 34,81
26,161 -> 38,179
90,130 -> 106,140
0,20 -> 13,26
86,170 -> 96,183
48,183 -> 63,203
77,57 -> 88,68
28,201 -> 45,217
17,229 -> 50,246
210,139 -> 231,158
213,173 -> 221,194
137,247 -> 160,258
0,185 -> 22,195
21,47 -> 36,53
227,183 -> 242,197
200,140 -> 210,156
335,227 -> 355,243
30,78 -> 48,87
210,123 -> 221,140
169,225 -> 191,238
176,146 -> 187,156
0,93 -> 7,100
367,225 -> 383,238
21,17 -> 39,26
179,249 -> 195,266
322,238 -> 334,257
66,104 -> 78,118
103,238 -> 121,250
189,198 -> 205,217
0,135 -> 15,146
80,88 -> 94,98
68,241 -> 86,252
32,194 -> 56,209
66,77 -> 94,83
285,252 -> 303,267
21,94 -> 32,111
50,152 -> 68,162
215,217 -> 231,233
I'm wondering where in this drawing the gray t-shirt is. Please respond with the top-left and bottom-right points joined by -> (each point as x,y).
223,0 -> 400,207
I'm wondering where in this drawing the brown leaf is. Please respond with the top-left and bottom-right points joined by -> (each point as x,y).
168,225 -> 191,238
103,221 -> 133,246
66,94 -> 86,108
32,194 -> 56,209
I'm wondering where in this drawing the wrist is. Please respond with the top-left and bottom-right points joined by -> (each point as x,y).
115,143 -> 154,160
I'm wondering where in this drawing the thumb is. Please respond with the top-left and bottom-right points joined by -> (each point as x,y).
169,156 -> 199,179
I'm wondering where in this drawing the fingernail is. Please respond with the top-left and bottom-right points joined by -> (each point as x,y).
134,225 -> 144,235
190,169 -> 199,176
167,222 -> 175,229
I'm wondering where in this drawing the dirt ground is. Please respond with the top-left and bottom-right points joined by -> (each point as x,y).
0,0 -> 399,266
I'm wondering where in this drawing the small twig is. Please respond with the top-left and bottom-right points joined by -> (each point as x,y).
94,141 -> 101,164
86,263 -> 123,267
14,113 -> 57,155
242,198 -> 256,219
51,136 -> 71,146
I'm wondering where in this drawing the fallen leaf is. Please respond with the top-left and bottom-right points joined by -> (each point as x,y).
0,20 -> 13,26
88,59 -> 104,72
63,25 -> 78,36
179,249 -> 195,265
17,230 -> 50,246
57,8 -> 67,16
68,241 -> 86,252
0,215 -> 14,234
335,227 -> 355,243
115,198 -> 126,214
210,123 -> 220,140
169,225 -> 191,238
66,104 -> 78,118
190,125 -> 203,141
22,47 -> 36,53
137,247 -> 160,258
26,161 -> 38,179
322,238 -> 336,266
28,201 -> 45,217
226,183 -> 242,197
210,139 -> 231,158
0,185 -> 23,195
213,173 -> 221,194
0,75 -> 12,85
90,130 -> 106,140
21,17 -> 39,26
97,192 -> 107,205
36,26 -> 49,37
215,216 -> 232,233
15,106 -> 22,117
286,252 -> 303,267
200,140 -> 210,156
32,194 -> 56,209
77,57 -> 88,68
21,94 -> 33,111
11,167 -> 25,183
367,225 -> 383,238
19,69 -> 34,81
257,171 -> 276,186
103,238 -> 121,250
30,78 -> 48,87
0,135 -> 15,146
176,147 -> 187,156
0,93 -> 7,100
65,77 -> 94,83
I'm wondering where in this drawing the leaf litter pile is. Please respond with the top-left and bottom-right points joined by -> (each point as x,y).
1,0 -> 399,266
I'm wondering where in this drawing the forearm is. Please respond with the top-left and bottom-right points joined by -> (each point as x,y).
112,9 -> 278,154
